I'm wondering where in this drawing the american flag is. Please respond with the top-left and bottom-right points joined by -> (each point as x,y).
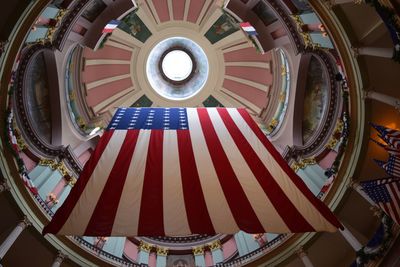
43,108 -> 340,236
370,138 -> 400,157
361,177 -> 400,225
375,155 -> 400,178
370,123 -> 400,149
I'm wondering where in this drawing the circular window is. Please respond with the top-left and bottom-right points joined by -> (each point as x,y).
146,37 -> 209,101
161,50 -> 193,81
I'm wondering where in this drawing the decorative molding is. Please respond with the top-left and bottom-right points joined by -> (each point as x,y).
208,240 -> 222,251
291,158 -> 317,172
192,246 -> 205,256
156,247 -> 168,256
138,241 -> 153,253
53,0 -> 90,50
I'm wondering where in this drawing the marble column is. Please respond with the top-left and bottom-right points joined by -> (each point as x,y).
209,240 -> 224,264
0,217 -> 31,260
193,246 -> 206,267
339,225 -> 363,251
137,241 -> 152,265
0,181 -> 10,193
51,251 -> 67,267
363,90 -> 400,111
327,0 -> 363,6
296,247 -> 314,267
156,247 -> 168,267
353,46 -> 394,58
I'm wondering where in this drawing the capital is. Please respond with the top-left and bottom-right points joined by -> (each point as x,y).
19,216 -> 32,228
296,246 -> 307,258
192,246 -> 204,256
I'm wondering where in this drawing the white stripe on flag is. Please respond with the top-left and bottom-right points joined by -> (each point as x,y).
207,109 -> 290,232
242,26 -> 256,32
384,201 -> 396,222
111,130 -> 151,235
105,24 -> 118,30
227,108 -> 336,231
60,130 -> 128,235
186,108 -> 239,233
387,184 -> 400,220
163,130 -> 191,235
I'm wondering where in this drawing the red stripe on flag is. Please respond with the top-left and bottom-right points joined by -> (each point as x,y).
197,108 -> 265,233
177,130 -> 215,234
388,183 -> 400,223
138,130 -> 165,236
84,130 -> 140,236
43,130 -> 115,234
237,109 -> 342,229
217,109 -> 314,232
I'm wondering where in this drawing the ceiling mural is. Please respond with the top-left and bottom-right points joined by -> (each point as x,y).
118,12 -> 152,43
302,56 -> 329,144
25,52 -> 52,143
204,13 -> 239,44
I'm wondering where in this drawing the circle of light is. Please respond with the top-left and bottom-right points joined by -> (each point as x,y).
146,37 -> 209,100
161,50 -> 193,81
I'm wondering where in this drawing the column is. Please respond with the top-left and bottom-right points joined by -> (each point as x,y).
339,225 -> 363,251
51,251 -> 67,267
193,246 -> 206,267
0,217 -> 31,260
296,247 -> 314,267
156,247 -> 168,267
209,240 -> 224,265
102,237 -> 125,257
327,0 -> 363,6
0,181 -> 10,193
138,241 -> 152,265
234,231 -> 260,256
363,90 -> 400,111
353,46 -> 394,58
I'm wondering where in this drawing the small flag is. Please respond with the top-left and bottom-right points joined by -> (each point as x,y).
370,138 -> 400,157
361,177 -> 400,225
102,20 -> 120,34
375,155 -> 400,178
22,173 -> 38,195
370,123 -> 400,149
240,22 -> 258,36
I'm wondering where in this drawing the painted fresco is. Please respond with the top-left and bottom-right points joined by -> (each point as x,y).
82,0 -> 107,22
252,1 -> 277,27
118,12 -> 152,43
290,0 -> 312,13
26,52 -> 52,143
166,255 -> 195,267
203,95 -> 224,107
205,13 -> 239,44
302,56 -> 329,143
131,94 -> 153,107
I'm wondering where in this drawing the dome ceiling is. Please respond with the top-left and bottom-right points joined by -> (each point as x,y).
80,0 -> 274,122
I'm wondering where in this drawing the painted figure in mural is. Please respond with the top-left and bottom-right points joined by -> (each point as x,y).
172,259 -> 189,267
130,21 -> 141,36
213,21 -> 234,35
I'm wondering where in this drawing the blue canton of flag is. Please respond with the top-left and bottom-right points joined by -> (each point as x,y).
361,177 -> 400,225
375,155 -> 400,178
370,122 -> 400,149
108,107 -> 188,130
